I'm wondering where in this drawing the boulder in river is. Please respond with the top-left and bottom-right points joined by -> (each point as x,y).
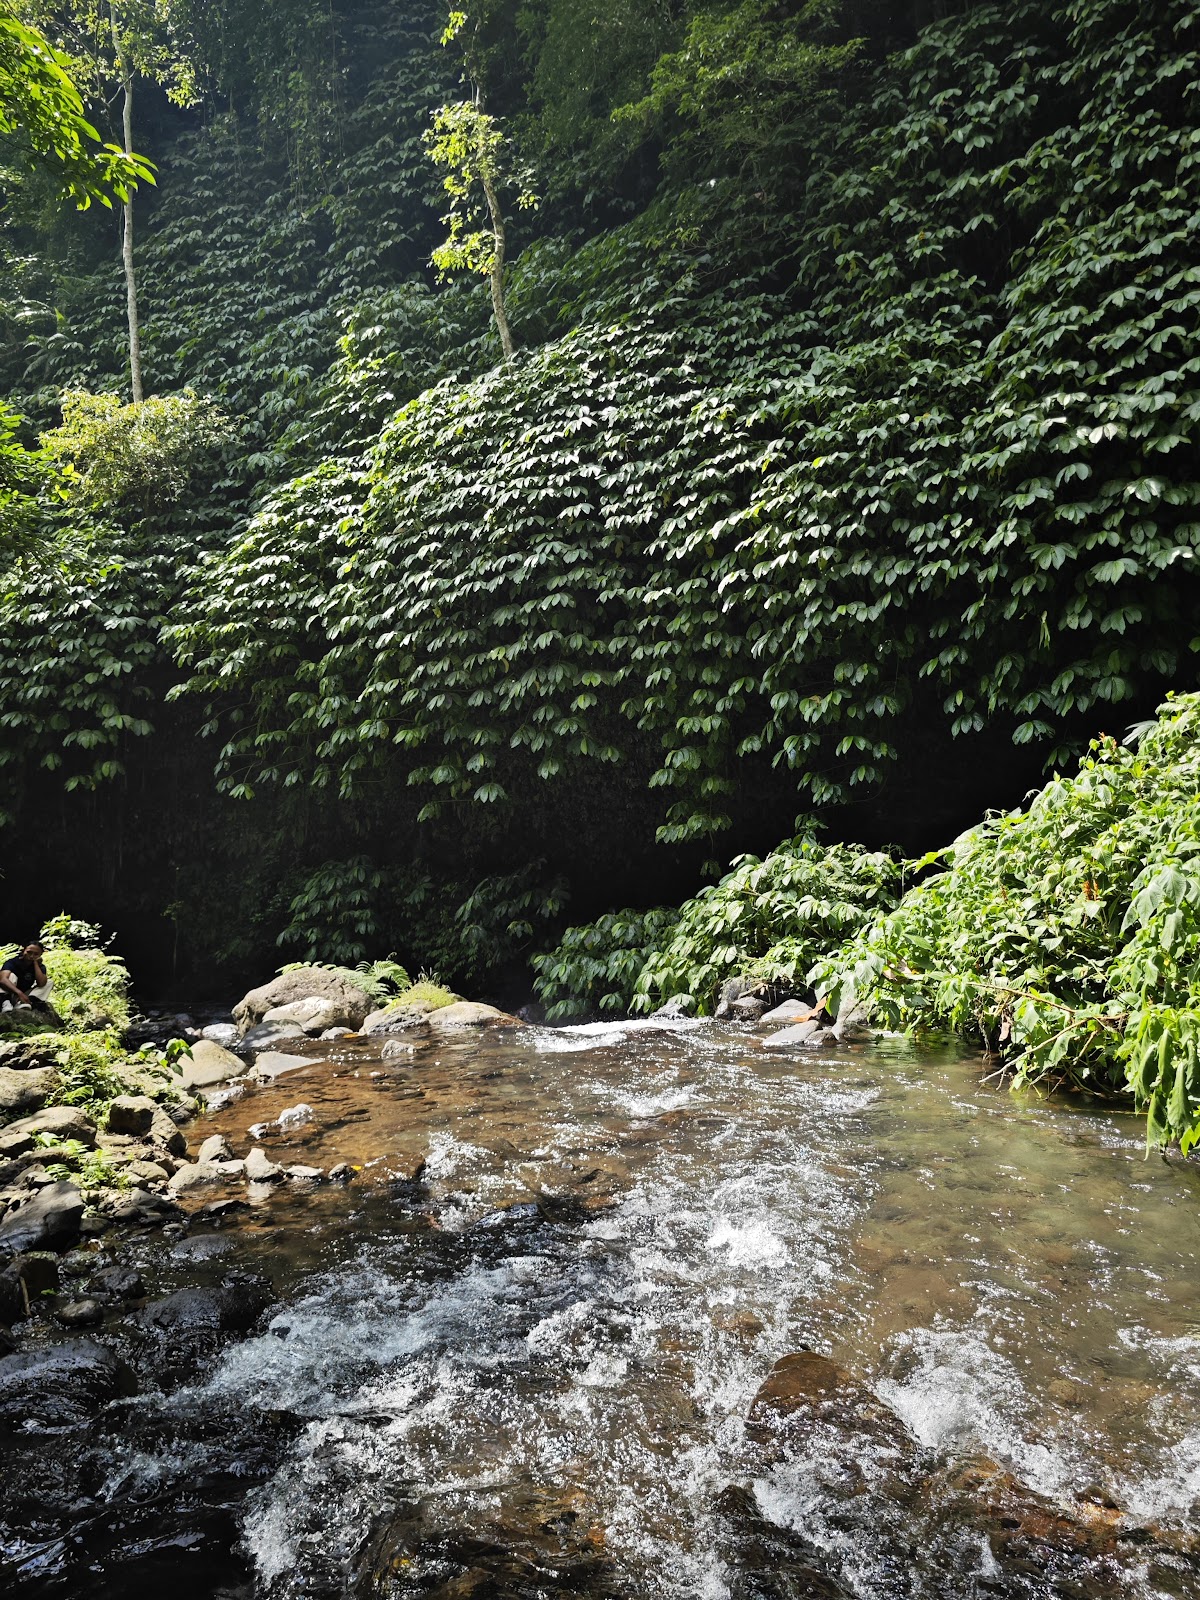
0,1065 -> 58,1123
200,1022 -> 239,1047
0,1338 -> 135,1430
746,1350 -> 913,1465
197,1133 -> 234,1163
426,1001 -> 522,1030
263,996 -> 346,1034
234,967 -> 372,1033
136,1271 -> 273,1338
245,1147 -> 284,1184
762,1019 -> 826,1050
714,977 -> 772,1018
760,999 -> 818,1026
237,1020 -> 306,1054
0,1181 -> 85,1254
180,1038 -> 246,1090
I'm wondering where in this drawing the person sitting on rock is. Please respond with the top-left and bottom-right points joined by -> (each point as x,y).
0,941 -> 52,1011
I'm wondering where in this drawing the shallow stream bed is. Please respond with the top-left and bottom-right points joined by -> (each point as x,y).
3,1019 -> 1200,1598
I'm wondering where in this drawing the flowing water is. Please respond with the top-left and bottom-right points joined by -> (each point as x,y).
4,1018 -> 1200,1599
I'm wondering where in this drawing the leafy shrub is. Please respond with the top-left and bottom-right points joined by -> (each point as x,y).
43,946 -> 131,1031
531,907 -> 681,1021
631,839 -> 900,1015
43,1029 -> 129,1112
812,693 -> 1200,1150
532,839 -> 897,1019
39,389 -> 234,513
38,911 -> 111,950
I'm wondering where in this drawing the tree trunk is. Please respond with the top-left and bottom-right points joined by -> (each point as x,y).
120,68 -> 143,403
480,168 -> 514,361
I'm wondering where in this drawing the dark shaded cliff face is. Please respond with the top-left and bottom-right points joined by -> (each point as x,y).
2,681 -> 1127,1000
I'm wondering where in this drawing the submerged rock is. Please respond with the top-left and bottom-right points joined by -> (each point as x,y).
747,1350 -> 913,1464
238,1020 -> 306,1054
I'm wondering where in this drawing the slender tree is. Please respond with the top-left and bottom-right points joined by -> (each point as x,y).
26,0 -> 198,400
425,10 -> 535,361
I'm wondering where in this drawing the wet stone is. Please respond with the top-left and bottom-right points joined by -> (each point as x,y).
0,1180 -> 85,1254
0,1338 -> 135,1430
56,1296 -> 104,1328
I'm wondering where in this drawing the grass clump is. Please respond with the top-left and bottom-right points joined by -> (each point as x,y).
385,978 -> 459,1012
811,692 -> 1200,1152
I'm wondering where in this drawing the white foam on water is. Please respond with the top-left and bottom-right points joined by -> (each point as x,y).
1119,1426 -> 1200,1525
875,1327 -> 1074,1499
609,1084 -> 701,1117
423,1130 -> 488,1178
705,1218 -> 788,1267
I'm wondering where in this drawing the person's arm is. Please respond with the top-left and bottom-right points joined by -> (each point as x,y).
30,954 -> 46,988
0,967 -> 28,1003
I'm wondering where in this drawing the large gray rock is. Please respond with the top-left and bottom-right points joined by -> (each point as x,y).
244,1147 -> 283,1184
760,999 -> 815,1026
167,1160 -> 243,1196
0,1339 -> 135,1429
252,1050 -> 312,1081
105,1094 -> 157,1135
237,1020 -> 306,1053
262,996 -> 345,1034
196,1134 -> 233,1164
0,1039 -> 56,1072
762,1020 -> 825,1051
0,1106 -> 96,1157
200,1022 -> 239,1048
135,1272 -> 272,1338
361,1002 -> 433,1036
0,1066 -> 58,1123
427,1002 -> 520,1029
179,1038 -> 245,1090
233,968 -> 371,1033
0,1181 -> 85,1254
715,977 -> 770,1019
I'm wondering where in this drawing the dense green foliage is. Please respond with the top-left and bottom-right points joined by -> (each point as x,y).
0,9 -> 153,205
813,694 -> 1200,1150
533,839 -> 898,1019
3,0 -> 1200,997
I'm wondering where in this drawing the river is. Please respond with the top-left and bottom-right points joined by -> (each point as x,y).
4,1017 -> 1200,1598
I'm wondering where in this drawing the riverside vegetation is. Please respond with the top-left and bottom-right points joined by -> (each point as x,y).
2,2 -> 1200,1143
